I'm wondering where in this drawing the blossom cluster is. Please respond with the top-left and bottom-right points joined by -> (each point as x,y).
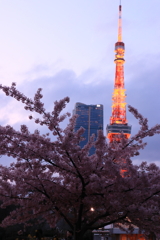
0,84 -> 160,240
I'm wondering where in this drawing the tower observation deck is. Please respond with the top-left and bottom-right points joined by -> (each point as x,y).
107,4 -> 131,142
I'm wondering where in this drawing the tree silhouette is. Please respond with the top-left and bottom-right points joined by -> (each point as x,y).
0,83 -> 160,240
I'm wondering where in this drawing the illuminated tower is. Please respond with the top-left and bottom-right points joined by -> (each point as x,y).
107,3 -> 131,142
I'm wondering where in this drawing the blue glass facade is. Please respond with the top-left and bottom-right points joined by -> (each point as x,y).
73,102 -> 103,155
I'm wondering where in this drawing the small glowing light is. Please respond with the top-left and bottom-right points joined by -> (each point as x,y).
90,207 -> 95,212
97,105 -> 101,107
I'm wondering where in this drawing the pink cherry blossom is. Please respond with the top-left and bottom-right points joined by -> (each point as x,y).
0,84 -> 159,240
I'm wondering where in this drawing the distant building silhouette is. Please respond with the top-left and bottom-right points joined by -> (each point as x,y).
73,102 -> 103,155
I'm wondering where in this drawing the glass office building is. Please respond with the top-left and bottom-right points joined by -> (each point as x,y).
73,102 -> 103,155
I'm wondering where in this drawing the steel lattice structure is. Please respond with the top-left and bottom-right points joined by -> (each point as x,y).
107,4 -> 131,142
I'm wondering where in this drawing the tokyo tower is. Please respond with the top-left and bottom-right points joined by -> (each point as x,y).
107,3 -> 131,142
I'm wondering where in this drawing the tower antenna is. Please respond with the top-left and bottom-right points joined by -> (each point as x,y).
118,0 -> 122,42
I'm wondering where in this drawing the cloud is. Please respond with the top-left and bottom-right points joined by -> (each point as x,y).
0,57 -> 160,166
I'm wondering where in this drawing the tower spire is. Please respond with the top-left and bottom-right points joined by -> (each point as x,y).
118,3 -> 122,42
106,3 -> 131,142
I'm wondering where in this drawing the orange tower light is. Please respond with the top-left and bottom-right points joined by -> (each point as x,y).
107,3 -> 131,142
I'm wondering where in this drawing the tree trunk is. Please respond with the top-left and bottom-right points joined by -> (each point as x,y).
74,230 -> 93,240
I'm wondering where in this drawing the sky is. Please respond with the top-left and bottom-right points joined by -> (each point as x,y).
0,0 -> 160,166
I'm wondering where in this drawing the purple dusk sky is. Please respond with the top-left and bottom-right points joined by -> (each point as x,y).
0,0 -> 159,166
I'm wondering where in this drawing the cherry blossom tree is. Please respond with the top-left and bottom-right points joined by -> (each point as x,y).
0,83 -> 160,240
